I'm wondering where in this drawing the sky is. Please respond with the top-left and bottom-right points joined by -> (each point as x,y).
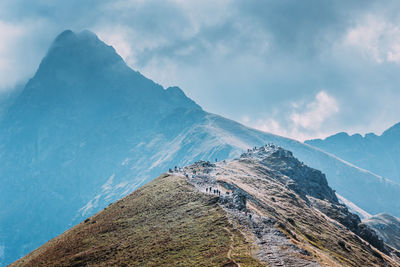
1,0 -> 400,141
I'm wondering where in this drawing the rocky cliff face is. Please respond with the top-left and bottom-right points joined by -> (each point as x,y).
242,146 -> 388,255
242,145 -> 338,203
13,145 -> 400,266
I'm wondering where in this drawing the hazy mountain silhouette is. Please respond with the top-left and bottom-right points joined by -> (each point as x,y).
306,123 -> 400,184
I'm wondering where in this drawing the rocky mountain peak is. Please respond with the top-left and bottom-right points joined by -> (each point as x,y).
241,145 -> 338,204
37,30 -> 124,77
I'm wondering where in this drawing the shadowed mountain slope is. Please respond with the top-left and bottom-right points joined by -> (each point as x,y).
13,146 -> 400,266
1,30 -> 400,264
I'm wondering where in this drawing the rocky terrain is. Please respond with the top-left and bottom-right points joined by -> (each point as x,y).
364,213 -> 400,251
13,146 -> 400,266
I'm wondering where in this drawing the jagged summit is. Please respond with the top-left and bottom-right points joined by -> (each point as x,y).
37,29 -> 125,79
306,121 -> 400,184
240,145 -> 338,203
52,29 -> 99,44
51,29 -> 111,53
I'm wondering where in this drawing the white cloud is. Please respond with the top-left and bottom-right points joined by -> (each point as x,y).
343,15 -> 400,64
246,91 -> 339,141
0,18 -> 50,91
96,26 -> 135,65
0,21 -> 27,90
291,91 -> 339,130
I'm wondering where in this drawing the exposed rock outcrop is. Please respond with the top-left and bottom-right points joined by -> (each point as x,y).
364,213 -> 400,251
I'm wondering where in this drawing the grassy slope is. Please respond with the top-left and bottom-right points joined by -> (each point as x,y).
12,174 -> 263,267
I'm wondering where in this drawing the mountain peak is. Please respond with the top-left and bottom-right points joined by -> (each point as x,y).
39,29 -> 123,73
382,122 -> 400,138
53,29 -> 74,42
52,29 -> 101,47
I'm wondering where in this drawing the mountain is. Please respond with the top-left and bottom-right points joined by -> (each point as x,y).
0,84 -> 23,120
1,29 -> 400,265
12,146 -> 400,266
364,213 -> 400,251
305,123 -> 400,184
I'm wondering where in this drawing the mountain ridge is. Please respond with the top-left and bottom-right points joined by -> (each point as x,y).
306,122 -> 400,183
12,146 -> 400,266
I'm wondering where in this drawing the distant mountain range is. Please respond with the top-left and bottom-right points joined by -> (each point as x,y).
12,146 -> 400,266
306,123 -> 400,184
1,30 -> 400,265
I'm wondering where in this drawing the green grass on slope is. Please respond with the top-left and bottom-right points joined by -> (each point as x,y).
13,174 -> 263,267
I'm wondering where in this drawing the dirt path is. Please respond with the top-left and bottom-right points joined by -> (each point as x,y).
223,227 -> 241,267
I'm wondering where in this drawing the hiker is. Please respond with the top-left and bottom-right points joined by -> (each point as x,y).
249,214 -> 252,220
245,210 -> 248,216
206,188 -> 208,193
209,187 -> 212,192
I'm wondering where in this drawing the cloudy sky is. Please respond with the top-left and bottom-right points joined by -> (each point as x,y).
1,0 -> 400,141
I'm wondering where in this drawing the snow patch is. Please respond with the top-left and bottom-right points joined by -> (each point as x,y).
79,194 -> 101,217
121,158 -> 130,166
101,174 -> 115,192
337,193 -> 372,220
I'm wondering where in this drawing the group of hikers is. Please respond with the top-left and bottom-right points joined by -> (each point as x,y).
168,166 -> 181,173
206,186 -> 221,196
206,186 -> 253,220
167,163 -> 258,221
